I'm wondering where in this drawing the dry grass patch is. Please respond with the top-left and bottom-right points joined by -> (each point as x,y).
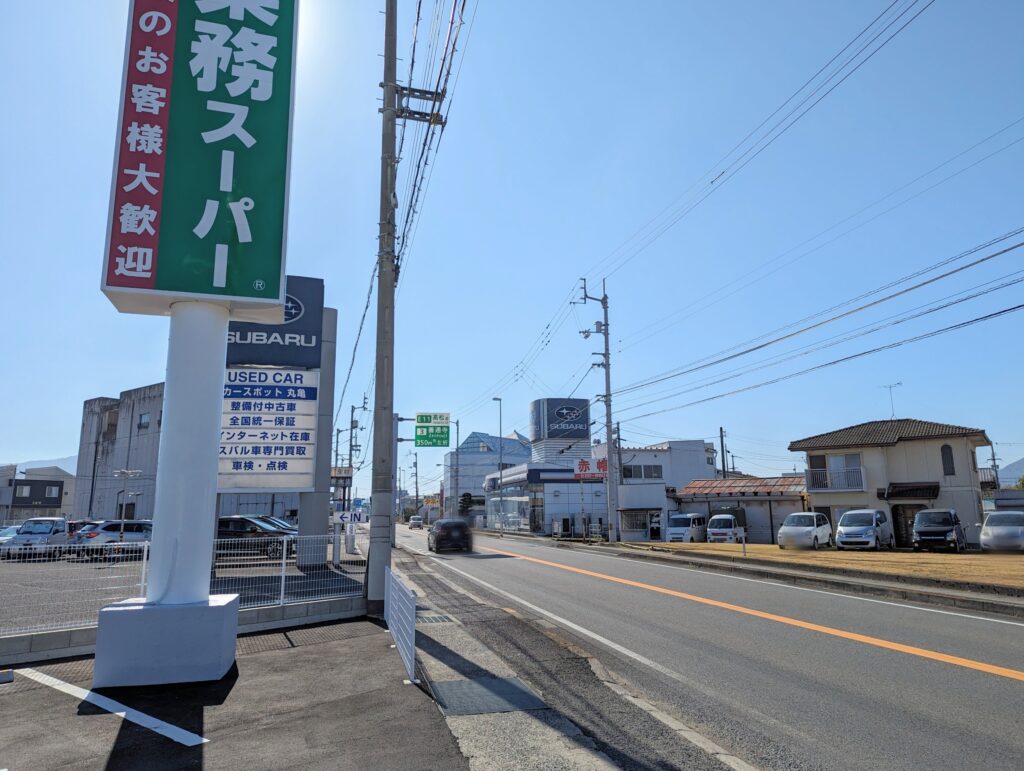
632,542 -> 1024,589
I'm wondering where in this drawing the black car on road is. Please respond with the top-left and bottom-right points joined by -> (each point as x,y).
427,519 -> 473,553
216,516 -> 295,559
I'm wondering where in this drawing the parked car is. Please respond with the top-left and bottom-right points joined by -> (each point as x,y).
666,513 -> 706,543
70,520 -> 153,559
706,508 -> 747,543
777,512 -> 833,550
257,515 -> 298,533
835,509 -> 895,551
0,517 -> 69,560
979,511 -> 1024,552
408,515 -> 424,530
912,509 -> 966,553
427,518 -> 472,553
0,525 -> 19,547
216,516 -> 295,558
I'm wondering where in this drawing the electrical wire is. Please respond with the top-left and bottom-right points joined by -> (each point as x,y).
626,302 -> 1024,422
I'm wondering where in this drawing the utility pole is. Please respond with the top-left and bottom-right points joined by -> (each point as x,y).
366,0 -> 446,614
990,444 -> 1001,487
366,0 -> 399,613
453,418 -> 460,517
719,427 -> 727,480
578,278 -> 620,542
412,451 -> 420,518
493,398 -> 503,533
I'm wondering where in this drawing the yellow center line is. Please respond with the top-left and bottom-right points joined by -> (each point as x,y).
477,545 -> 1024,683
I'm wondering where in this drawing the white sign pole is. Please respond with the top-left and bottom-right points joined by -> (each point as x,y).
93,301 -> 239,688
146,301 -> 228,603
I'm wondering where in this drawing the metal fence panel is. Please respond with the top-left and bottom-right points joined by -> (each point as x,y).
0,535 -> 367,639
384,566 -> 417,682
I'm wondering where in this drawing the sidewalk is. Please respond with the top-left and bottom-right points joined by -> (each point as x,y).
0,619 -> 466,770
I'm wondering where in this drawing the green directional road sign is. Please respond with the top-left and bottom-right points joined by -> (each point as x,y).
415,412 -> 450,447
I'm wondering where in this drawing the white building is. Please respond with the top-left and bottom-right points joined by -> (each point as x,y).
592,440 -> 719,541
442,431 -> 531,516
788,419 -> 992,546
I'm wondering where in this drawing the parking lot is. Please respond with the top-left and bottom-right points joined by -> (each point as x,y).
632,541 -> 1024,589
0,542 -> 366,638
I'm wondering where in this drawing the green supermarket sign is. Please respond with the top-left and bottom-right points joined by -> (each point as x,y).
102,0 -> 297,322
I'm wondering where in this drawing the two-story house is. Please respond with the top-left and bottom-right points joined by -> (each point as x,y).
788,419 -> 991,547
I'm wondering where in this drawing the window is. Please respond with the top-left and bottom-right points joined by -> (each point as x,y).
941,444 -> 955,476
622,464 -> 663,480
15,485 -> 29,498
643,465 -> 663,479
707,456 -> 714,465
138,413 -> 151,430
45,486 -> 59,498
621,511 -> 648,531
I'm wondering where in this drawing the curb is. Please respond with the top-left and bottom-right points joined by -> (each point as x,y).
614,543 -> 1023,599
476,532 -> 1024,619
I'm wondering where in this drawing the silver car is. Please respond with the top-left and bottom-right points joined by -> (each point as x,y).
980,511 -> 1024,552
71,520 -> 153,559
778,512 -> 833,550
835,509 -> 895,551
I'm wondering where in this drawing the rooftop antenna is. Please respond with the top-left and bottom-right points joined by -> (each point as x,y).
881,381 -> 902,419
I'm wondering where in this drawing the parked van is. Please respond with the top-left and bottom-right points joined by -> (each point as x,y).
706,508 -> 747,543
835,509 -> 895,551
666,513 -> 707,543
0,517 -> 69,560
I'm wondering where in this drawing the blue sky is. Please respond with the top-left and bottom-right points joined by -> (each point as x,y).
2,1 -> 1022,493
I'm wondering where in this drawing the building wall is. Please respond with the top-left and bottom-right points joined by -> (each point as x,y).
74,385 -> 163,521
443,434 -> 531,514
804,437 -> 985,531
24,467 -> 76,518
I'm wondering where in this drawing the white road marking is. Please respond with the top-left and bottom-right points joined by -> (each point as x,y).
477,536 -> 1024,628
17,668 -> 209,747
430,559 -> 758,771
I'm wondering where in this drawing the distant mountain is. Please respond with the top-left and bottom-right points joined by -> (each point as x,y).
2,455 -> 78,475
999,457 -> 1024,488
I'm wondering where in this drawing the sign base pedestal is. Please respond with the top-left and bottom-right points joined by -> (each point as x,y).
92,594 -> 239,688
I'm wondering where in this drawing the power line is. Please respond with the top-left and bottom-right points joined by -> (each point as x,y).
627,302 -> 1024,422
619,118 -> 1024,348
617,266 -> 1024,413
332,264 -> 377,431
615,230 -> 1024,398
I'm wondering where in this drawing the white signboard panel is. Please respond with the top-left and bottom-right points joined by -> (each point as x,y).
218,367 -> 319,492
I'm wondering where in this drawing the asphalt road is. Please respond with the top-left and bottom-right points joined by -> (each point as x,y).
397,527 -> 1024,771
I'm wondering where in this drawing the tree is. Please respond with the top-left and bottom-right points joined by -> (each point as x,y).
458,492 -> 474,515
1015,474 -> 1024,490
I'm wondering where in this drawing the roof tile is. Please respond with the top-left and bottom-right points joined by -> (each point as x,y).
788,419 -> 988,452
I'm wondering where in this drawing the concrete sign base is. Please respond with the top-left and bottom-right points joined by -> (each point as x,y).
92,594 -> 239,688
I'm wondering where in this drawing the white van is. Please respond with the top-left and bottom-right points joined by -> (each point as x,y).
666,513 -> 707,543
706,508 -> 747,543
0,517 -> 69,560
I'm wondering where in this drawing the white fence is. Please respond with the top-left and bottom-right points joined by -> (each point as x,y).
0,534 -> 366,638
384,566 -> 417,682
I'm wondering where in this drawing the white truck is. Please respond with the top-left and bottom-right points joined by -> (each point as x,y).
666,513 -> 707,543
706,507 -> 747,544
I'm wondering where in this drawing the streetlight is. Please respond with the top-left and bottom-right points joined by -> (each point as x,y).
492,397 -> 503,535
113,468 -> 142,542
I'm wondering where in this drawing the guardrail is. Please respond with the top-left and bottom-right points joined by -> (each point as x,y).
384,566 -> 417,682
0,534 -> 366,638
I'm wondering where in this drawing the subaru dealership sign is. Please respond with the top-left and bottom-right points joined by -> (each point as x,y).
227,275 -> 323,368
529,398 -> 591,441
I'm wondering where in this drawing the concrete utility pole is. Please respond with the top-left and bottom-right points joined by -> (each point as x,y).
492,398 -> 503,532
453,419 -> 460,516
366,0 -> 446,614
366,0 -> 399,614
720,427 -> 727,480
579,279 -> 620,542
413,451 -> 420,518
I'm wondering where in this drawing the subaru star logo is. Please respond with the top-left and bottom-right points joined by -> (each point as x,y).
555,406 -> 581,421
283,295 -> 304,323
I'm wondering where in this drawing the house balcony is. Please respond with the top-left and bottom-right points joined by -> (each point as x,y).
805,467 -> 865,492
